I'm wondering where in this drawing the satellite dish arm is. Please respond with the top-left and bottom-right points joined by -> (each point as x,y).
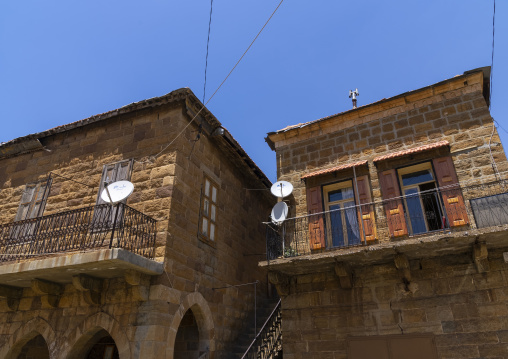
104,181 -> 115,205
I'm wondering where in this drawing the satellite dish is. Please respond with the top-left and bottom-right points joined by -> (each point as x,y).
270,181 -> 293,198
271,202 -> 288,225
101,180 -> 134,205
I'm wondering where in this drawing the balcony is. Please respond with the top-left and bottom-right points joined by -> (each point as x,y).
265,179 -> 508,263
0,203 -> 156,262
0,203 -> 162,305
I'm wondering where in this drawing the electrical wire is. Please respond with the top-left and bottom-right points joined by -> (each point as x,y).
490,0 -> 495,110
203,0 -> 214,104
135,0 -> 285,165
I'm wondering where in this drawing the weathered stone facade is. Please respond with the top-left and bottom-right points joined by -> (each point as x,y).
0,88 -> 274,358
262,67 -> 508,358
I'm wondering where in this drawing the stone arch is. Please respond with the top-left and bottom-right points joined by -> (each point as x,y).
0,317 -> 56,359
61,312 -> 131,359
166,292 -> 215,359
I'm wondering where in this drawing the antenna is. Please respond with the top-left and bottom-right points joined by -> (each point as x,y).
349,88 -> 359,109
101,180 -> 135,205
270,181 -> 293,199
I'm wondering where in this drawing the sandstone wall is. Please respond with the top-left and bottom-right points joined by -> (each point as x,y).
281,249 -> 508,359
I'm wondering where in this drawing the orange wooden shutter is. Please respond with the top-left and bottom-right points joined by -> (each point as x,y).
378,169 -> 408,237
306,186 -> 325,250
432,156 -> 469,227
355,175 -> 377,242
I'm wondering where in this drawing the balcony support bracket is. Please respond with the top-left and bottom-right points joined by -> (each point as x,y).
334,262 -> 353,289
0,285 -> 23,311
125,269 -> 150,302
31,279 -> 64,308
394,254 -> 411,290
473,242 -> 490,273
268,272 -> 290,296
72,274 -> 103,306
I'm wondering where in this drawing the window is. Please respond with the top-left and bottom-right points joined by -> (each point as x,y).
323,181 -> 360,247
96,160 -> 133,205
15,178 -> 52,221
306,175 -> 376,250
200,176 -> 218,242
397,162 -> 444,235
379,156 -> 469,237
94,160 -> 133,228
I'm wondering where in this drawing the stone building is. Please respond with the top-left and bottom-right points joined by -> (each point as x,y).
262,67 -> 508,358
0,88 -> 275,358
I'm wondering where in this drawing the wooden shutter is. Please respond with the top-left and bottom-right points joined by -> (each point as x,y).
306,186 -> 325,250
432,156 -> 469,227
355,175 -> 376,242
96,160 -> 133,205
378,169 -> 408,237
15,179 -> 52,221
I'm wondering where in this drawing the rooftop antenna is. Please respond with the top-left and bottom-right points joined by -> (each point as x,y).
349,88 -> 359,109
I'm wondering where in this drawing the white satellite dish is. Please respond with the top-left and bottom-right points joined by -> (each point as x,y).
270,181 -> 293,198
271,202 -> 288,225
101,180 -> 134,205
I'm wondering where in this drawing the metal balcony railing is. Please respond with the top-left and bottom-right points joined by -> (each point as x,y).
0,203 -> 157,262
266,179 -> 508,260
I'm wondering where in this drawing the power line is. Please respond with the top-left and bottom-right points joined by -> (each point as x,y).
135,0 -> 285,165
490,0 -> 495,110
203,0 -> 214,104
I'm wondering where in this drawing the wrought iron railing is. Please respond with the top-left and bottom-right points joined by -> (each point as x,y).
267,179 -> 508,260
241,299 -> 282,359
0,203 -> 157,262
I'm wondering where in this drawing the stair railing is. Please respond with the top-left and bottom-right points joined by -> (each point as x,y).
241,298 -> 282,359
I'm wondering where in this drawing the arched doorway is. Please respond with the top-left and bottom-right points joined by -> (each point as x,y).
80,329 -> 119,359
174,309 -> 201,359
15,334 -> 50,359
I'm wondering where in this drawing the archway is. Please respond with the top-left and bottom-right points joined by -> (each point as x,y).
166,292 -> 214,359
174,309 -> 201,359
0,318 -> 56,359
62,312 -> 130,359
13,334 -> 50,359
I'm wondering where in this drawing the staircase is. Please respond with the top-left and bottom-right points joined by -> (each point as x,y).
239,298 -> 282,359
224,297 -> 282,358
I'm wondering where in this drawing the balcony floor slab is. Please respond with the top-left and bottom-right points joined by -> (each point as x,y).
0,248 -> 164,288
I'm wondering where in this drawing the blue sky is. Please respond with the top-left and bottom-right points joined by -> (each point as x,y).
1,1 -> 506,182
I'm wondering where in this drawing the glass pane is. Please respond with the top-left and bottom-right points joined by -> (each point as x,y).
405,188 -> 427,234
402,170 -> 433,187
329,204 -> 345,247
328,187 -> 354,202
203,199 -> 209,216
210,223 -> 215,241
344,201 -> 361,245
202,218 -> 208,236
212,186 -> 217,203
211,204 -> 216,221
205,179 -> 210,196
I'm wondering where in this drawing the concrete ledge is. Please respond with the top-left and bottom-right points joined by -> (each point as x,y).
0,249 -> 164,287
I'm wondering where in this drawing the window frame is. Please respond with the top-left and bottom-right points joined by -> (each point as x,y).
199,175 -> 219,244
15,177 -> 52,222
322,179 -> 362,248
